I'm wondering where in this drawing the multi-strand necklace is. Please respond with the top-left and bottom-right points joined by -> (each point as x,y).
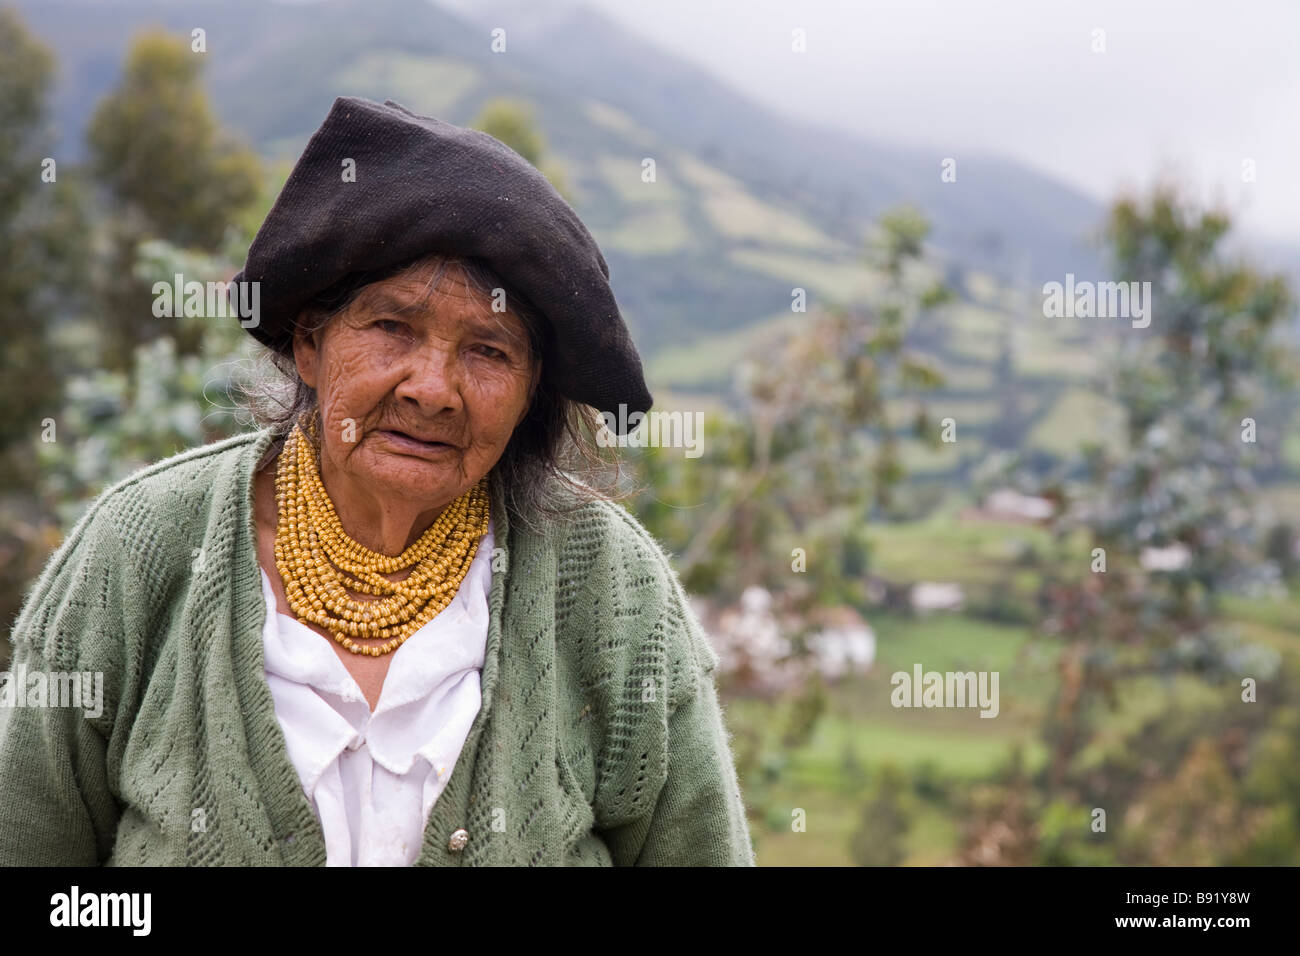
272,419 -> 490,656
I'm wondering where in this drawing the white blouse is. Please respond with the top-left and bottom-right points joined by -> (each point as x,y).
257,522 -> 494,866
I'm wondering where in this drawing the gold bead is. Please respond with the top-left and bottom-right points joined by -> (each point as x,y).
271,423 -> 489,657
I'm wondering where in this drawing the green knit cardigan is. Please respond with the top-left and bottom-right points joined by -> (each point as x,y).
0,427 -> 755,866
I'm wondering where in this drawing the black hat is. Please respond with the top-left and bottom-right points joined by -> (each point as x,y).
232,96 -> 651,429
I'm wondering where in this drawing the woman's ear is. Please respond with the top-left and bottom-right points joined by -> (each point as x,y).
518,361 -> 542,427
527,361 -> 542,403
292,319 -> 321,390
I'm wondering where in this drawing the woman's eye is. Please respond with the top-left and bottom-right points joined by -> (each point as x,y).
475,344 -> 507,360
375,319 -> 405,335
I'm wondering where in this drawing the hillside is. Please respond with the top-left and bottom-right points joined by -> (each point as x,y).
9,0 -> 1208,480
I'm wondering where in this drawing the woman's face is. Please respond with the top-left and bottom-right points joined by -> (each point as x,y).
293,258 -> 537,516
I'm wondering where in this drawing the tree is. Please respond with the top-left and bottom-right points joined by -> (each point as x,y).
86,30 -> 261,250
850,764 -> 911,866
470,98 -> 572,201
987,322 -> 1025,450
1030,185 -> 1296,795
6,29 -> 269,641
35,240 -> 260,527
628,205 -> 948,606
955,747 -> 1039,866
624,210 -> 950,852
85,29 -> 261,371
0,7 -> 89,639
0,8 -> 87,485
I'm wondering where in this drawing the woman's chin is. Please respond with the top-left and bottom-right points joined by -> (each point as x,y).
354,449 -> 465,499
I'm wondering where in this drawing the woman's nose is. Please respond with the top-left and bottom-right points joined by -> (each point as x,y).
393,346 -> 463,413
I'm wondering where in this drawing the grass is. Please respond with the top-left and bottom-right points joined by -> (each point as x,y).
582,99 -> 658,147
734,659 -> 1049,865
870,613 -> 1047,691
747,778 -> 965,866
600,205 -> 694,255
672,150 -> 845,252
897,436 -> 975,474
1072,673 -> 1234,773
890,395 -> 1005,428
1221,590 -> 1300,637
800,711 -> 1047,779
702,191 -> 843,250
727,248 -> 885,302
727,502 -> 1300,865
864,513 -> 1055,591
748,785 -> 858,866
1027,387 -> 1126,456
595,152 -> 685,204
729,604 -> 1051,866
646,309 -> 801,389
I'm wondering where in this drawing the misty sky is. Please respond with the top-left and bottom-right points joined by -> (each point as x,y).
438,0 -> 1300,246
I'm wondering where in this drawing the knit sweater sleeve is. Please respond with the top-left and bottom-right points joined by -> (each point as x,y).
596,515 -> 756,867
638,571 -> 756,866
0,499 -> 127,866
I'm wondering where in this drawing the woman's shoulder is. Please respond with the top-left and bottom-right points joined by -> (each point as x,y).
100,428 -> 269,500
533,493 -> 680,583
13,428 -> 275,664
516,494 -> 717,699
80,428 -> 272,539
31,428 -> 274,609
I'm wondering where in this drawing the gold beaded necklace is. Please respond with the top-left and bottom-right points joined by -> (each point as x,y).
272,418 -> 490,656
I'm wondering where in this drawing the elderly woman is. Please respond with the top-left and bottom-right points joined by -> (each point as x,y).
0,97 -> 754,866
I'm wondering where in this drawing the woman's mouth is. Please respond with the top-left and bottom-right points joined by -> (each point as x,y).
379,430 -> 455,456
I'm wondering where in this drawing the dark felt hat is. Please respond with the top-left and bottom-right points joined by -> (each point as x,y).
232,96 -> 651,428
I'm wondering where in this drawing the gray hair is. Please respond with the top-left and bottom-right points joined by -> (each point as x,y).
234,252 -> 624,531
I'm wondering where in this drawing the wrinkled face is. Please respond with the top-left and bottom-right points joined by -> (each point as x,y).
293,258 -> 538,515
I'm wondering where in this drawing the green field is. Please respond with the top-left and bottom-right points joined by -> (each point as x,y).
731,509 -> 1300,865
